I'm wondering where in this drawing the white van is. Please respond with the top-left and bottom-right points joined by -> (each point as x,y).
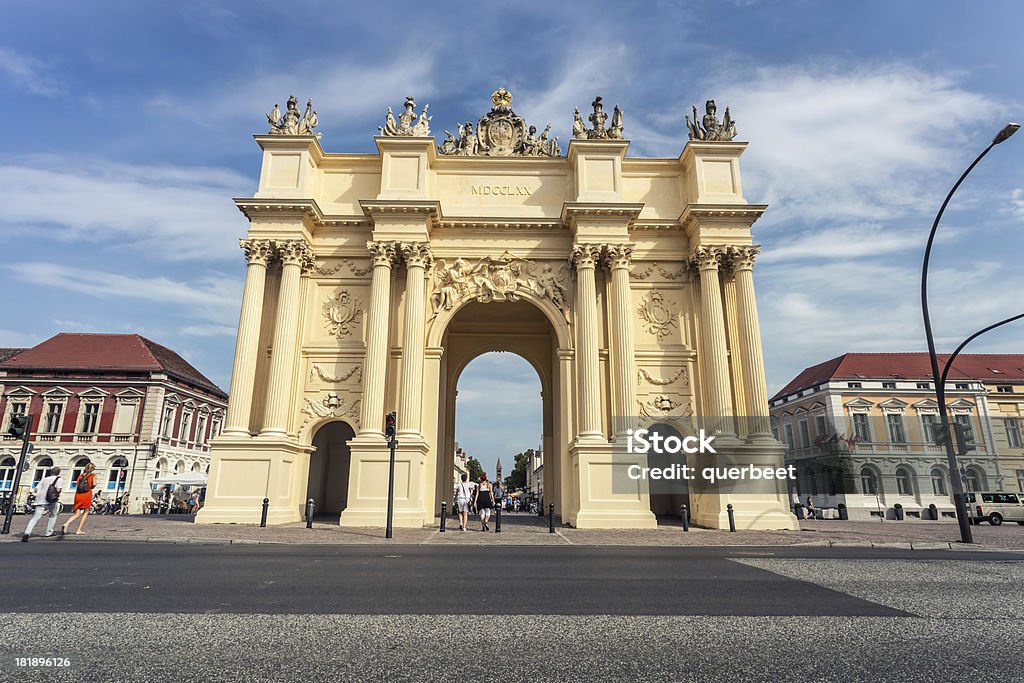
965,492 -> 1024,526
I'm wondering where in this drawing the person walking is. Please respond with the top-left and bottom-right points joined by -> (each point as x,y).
62,463 -> 96,535
805,496 -> 816,521
454,473 -> 475,531
475,473 -> 495,532
22,467 -> 64,541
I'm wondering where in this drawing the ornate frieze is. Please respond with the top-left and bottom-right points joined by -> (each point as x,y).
378,96 -> 431,137
637,367 -> 689,387
637,395 -> 694,420
315,258 -> 372,277
266,95 -> 320,137
438,88 -> 560,157
239,238 -> 274,265
300,392 -> 361,431
321,290 -> 363,339
637,290 -> 678,340
573,96 -> 624,140
309,364 -> 362,384
630,262 -> 688,281
431,253 -> 569,312
686,100 -> 737,142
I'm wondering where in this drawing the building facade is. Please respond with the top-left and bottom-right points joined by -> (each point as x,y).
198,90 -> 797,530
770,353 -> 1024,520
0,334 -> 227,510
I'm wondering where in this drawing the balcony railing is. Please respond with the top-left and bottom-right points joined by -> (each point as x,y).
788,440 -> 988,459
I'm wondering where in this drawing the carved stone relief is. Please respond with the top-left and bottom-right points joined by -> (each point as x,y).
637,367 -> 689,387
300,391 -> 361,431
631,262 -> 688,281
431,252 -> 569,315
637,395 -> 694,420
322,290 -> 363,338
637,290 -> 678,340
309,364 -> 362,384
315,258 -> 372,277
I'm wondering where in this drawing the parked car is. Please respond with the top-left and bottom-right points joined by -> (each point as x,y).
965,492 -> 1024,526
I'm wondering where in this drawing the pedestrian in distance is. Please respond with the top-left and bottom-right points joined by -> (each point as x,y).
475,473 -> 495,532
22,467 -> 64,541
805,496 -> 816,521
62,462 -> 96,535
454,473 -> 475,531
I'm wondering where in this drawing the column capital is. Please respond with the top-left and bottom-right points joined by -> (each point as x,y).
276,239 -> 316,272
725,245 -> 761,273
400,241 -> 434,269
570,243 -> 603,270
689,245 -> 727,272
367,240 -> 400,268
602,244 -> 634,271
239,238 -> 274,266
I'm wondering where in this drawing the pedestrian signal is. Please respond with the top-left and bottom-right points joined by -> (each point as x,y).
7,414 -> 29,439
384,412 -> 397,439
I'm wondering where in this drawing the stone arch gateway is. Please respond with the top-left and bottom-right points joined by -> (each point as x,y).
196,90 -> 798,530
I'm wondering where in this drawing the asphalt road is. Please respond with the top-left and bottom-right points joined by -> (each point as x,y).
0,544 -> 1022,682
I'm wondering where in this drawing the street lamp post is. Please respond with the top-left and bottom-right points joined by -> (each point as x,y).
921,122 -> 1019,545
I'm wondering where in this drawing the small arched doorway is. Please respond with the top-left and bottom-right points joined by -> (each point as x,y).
307,420 -> 355,515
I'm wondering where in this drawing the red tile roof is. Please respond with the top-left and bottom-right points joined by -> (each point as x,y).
0,348 -> 25,363
772,352 -> 1024,401
0,334 -> 226,398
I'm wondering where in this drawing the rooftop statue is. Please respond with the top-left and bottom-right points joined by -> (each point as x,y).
686,99 -> 738,142
267,95 -> 320,137
575,96 -> 625,140
379,96 -> 431,137
438,88 -> 560,157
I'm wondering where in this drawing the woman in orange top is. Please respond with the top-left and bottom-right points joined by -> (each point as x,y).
61,463 -> 96,535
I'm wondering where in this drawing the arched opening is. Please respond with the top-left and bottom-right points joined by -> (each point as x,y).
307,420 -> 355,516
646,422 -> 690,517
107,457 -> 129,495
860,465 -> 883,504
895,465 -> 917,502
1,457 -> 16,491
433,298 -> 569,523
965,466 -> 986,493
33,457 -> 54,487
930,466 -> 948,497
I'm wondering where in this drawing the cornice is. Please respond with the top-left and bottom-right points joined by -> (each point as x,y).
359,199 -> 442,219
678,203 -> 767,231
435,217 -> 565,232
561,201 -> 644,228
235,198 -> 371,229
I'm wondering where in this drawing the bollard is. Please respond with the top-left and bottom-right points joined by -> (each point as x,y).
305,498 -> 315,529
681,504 -> 689,532
260,498 -> 269,528
548,503 -> 555,533
440,502 -> 447,533
494,504 -> 501,533
727,503 -> 736,532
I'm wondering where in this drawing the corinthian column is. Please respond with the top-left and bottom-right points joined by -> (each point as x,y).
358,241 -> 398,437
397,242 -> 432,437
571,244 -> 604,440
730,246 -> 772,439
224,239 -> 273,436
692,246 -> 734,434
260,239 -> 315,436
604,244 -> 637,435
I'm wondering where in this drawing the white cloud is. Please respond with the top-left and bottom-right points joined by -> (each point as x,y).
0,48 -> 64,97
0,155 -> 251,261
8,263 -> 242,328
758,223 -> 935,263
1011,188 -> 1024,220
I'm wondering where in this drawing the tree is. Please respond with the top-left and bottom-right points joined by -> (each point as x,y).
504,449 -> 533,490
466,457 -> 485,483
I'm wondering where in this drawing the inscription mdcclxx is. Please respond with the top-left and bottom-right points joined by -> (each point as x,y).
471,184 -> 534,196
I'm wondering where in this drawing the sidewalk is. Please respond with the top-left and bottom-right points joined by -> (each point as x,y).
3,512 -> 1023,550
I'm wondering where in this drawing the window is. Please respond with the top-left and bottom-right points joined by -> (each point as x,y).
112,399 -> 138,434
954,414 -> 976,446
895,467 -> 914,496
783,424 -> 795,450
997,385 -> 1013,393
860,468 -> 879,496
32,457 -> 54,487
954,383 -> 969,390
1017,469 -> 1024,494
211,419 -> 221,439
771,426 -> 779,441
161,406 -> 175,437
852,413 -> 871,442
179,411 -> 192,441
814,415 -> 827,439
921,414 -> 938,444
798,420 -> 810,449
7,401 -> 27,430
70,458 -> 91,489
882,382 -> 896,390
195,415 -> 207,444
916,382 -> 930,389
107,458 -> 128,492
965,467 -> 984,493
44,403 -> 64,433
848,382 -> 862,389
1007,418 -> 1022,449
931,468 -> 947,496
0,457 -> 15,491
81,403 -> 100,433
886,413 -> 907,443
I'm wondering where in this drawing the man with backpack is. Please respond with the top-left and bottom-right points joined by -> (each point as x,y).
22,466 -> 63,541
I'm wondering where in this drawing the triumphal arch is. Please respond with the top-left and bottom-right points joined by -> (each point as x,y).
196,90 -> 798,530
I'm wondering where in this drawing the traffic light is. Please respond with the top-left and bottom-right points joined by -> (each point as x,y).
954,422 -> 976,453
934,424 -> 951,448
7,414 -> 29,439
384,412 -> 397,439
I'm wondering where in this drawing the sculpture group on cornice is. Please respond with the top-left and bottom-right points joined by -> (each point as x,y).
437,88 -> 561,158
379,96 -> 432,137
573,96 -> 624,140
266,95 -> 320,137
686,99 -> 738,142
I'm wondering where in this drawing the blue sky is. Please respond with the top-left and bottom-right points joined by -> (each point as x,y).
1,1 -> 1021,478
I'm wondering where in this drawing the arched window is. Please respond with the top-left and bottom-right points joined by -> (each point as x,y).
895,467 -> 914,496
0,457 -> 16,491
107,457 -> 128,491
930,467 -> 947,496
191,462 -> 201,472
965,467 -> 985,493
860,467 -> 879,496
32,457 -> 54,487
174,460 -> 185,474
71,458 -> 91,490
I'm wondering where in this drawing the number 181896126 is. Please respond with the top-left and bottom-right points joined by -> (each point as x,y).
15,657 -> 71,667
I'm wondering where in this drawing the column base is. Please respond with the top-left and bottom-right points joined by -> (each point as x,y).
568,440 -> 657,529
338,436 -> 427,529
